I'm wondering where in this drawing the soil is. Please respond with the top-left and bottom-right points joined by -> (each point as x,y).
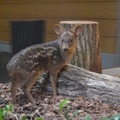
0,83 -> 120,120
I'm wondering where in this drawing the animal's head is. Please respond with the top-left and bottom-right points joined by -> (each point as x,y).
54,24 -> 81,52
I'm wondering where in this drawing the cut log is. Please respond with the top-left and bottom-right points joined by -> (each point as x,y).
39,64 -> 120,104
59,21 -> 102,73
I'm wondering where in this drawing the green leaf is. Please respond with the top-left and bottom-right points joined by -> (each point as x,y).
101,117 -> 111,120
84,115 -> 91,120
0,115 -> 3,120
5,105 -> 9,112
0,110 -> 4,120
59,98 -> 71,112
112,114 -> 120,120
72,110 -> 81,118
8,104 -> 14,112
5,104 -> 13,112
0,108 -> 4,114
0,108 -> 5,119
21,116 -> 27,120
0,104 -> 14,120
37,117 -> 44,120
65,106 -> 71,120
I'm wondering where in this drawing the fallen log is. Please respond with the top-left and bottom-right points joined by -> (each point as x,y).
41,64 -> 120,104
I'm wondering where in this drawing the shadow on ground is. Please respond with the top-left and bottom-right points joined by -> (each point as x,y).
0,51 -> 12,83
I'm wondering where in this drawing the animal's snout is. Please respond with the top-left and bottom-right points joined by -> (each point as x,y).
64,48 -> 68,51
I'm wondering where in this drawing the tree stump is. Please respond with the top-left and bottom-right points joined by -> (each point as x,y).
42,64 -> 120,104
59,21 -> 101,73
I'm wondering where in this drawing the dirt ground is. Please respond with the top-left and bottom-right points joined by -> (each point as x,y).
0,83 -> 120,120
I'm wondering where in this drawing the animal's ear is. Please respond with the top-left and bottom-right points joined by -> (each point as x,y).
71,25 -> 81,36
54,24 -> 63,35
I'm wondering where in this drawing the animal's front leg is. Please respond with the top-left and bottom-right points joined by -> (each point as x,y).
49,73 -> 58,96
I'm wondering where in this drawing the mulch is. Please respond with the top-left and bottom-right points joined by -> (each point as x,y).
0,83 -> 120,120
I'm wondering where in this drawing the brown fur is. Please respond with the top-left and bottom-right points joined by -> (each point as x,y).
7,24 -> 81,105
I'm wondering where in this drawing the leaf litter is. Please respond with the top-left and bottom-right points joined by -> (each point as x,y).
0,83 -> 120,120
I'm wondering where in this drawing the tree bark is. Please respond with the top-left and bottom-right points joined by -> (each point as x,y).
59,21 -> 102,73
41,64 -> 120,104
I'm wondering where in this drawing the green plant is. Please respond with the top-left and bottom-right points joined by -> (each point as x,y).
36,117 -> 44,120
1,101 -> 120,120
101,113 -> 120,120
72,110 -> 81,119
0,103 -> 14,120
59,98 -> 81,120
0,103 -> 44,120
84,114 -> 90,120
65,106 -> 71,120
59,98 -> 71,113
112,113 -> 120,120
21,116 -> 27,120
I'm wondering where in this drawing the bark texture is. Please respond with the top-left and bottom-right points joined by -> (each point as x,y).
59,21 -> 101,73
44,64 -> 120,104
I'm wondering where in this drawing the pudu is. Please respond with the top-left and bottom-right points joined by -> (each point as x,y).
7,24 -> 81,105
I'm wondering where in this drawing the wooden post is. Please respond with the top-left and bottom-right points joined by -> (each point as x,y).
59,21 -> 102,73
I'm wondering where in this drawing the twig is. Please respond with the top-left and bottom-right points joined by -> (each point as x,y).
14,114 -> 19,120
31,108 -> 44,120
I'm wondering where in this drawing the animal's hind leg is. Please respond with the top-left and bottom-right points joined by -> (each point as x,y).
21,78 -> 38,105
11,80 -> 20,104
20,71 -> 44,105
22,85 -> 36,105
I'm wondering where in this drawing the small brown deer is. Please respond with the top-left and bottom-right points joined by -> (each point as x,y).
7,24 -> 81,105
